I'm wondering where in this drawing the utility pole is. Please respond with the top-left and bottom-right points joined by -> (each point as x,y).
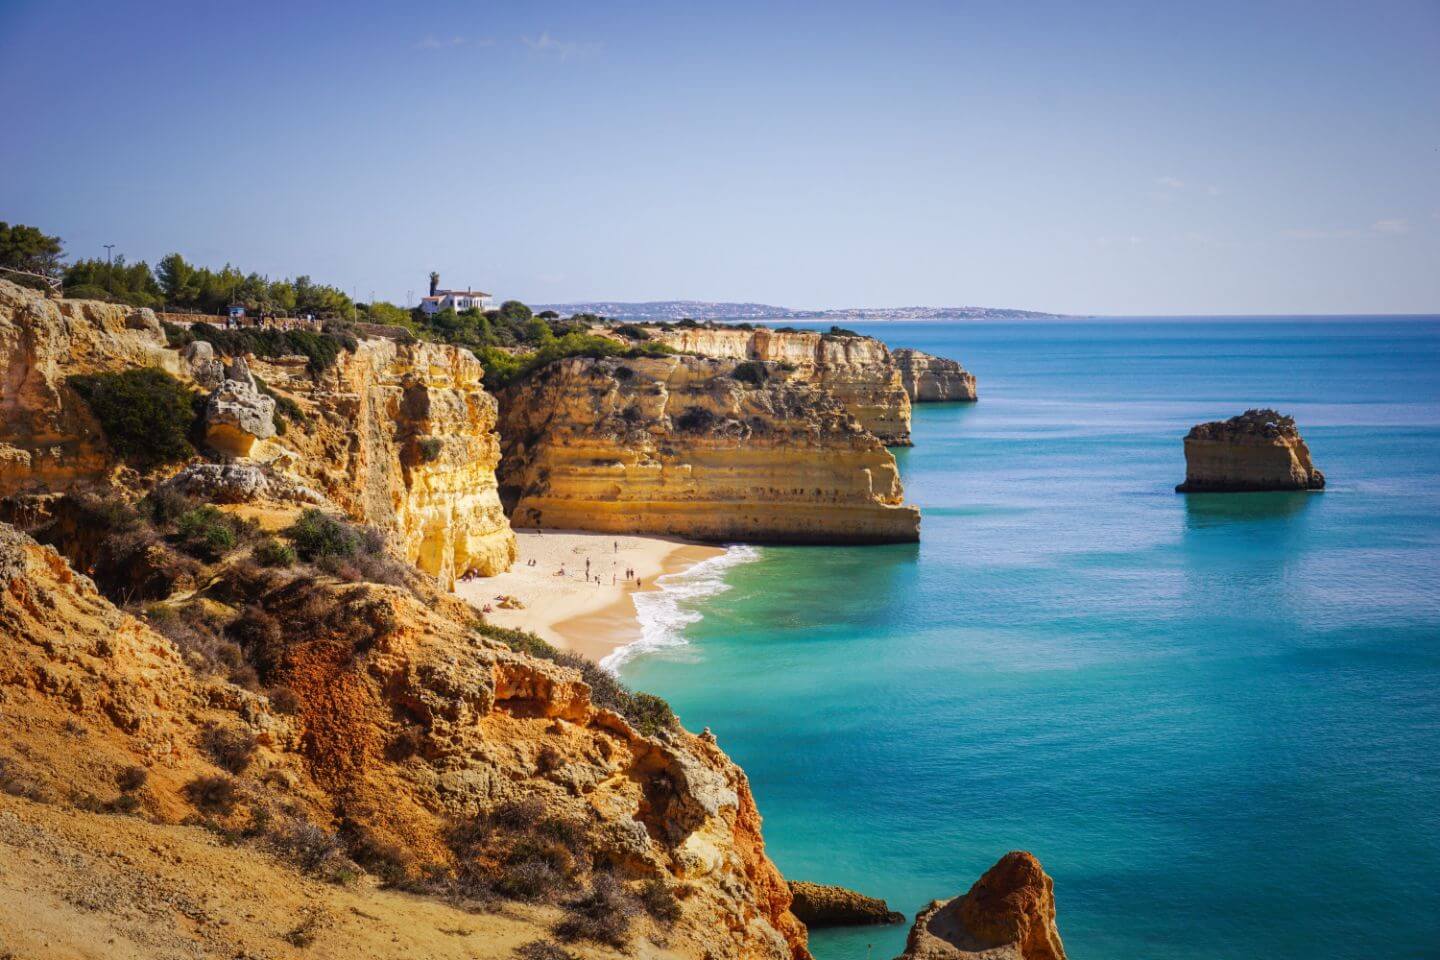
103,244 -> 115,265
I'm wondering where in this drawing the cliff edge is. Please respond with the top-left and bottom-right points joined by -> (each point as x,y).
498,354 -> 920,544
629,324 -> 914,445
892,348 -> 977,403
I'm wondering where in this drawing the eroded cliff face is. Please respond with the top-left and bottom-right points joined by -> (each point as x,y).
1176,408 -> 1325,493
892,348 -> 977,402
0,280 -> 178,495
632,325 -> 914,445
247,340 -> 516,586
0,522 -> 806,959
498,355 -> 920,544
0,280 -> 515,587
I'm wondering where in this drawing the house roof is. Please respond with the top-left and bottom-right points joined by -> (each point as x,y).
436,289 -> 491,298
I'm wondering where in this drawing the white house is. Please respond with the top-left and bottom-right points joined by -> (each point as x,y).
419,273 -> 494,315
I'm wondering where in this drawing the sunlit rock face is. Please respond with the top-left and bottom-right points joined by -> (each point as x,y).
248,339 -> 517,586
496,354 -> 920,544
1176,408 -> 1325,493
898,851 -> 1066,960
892,348 -> 977,402
0,279 -> 179,496
629,325 -> 914,445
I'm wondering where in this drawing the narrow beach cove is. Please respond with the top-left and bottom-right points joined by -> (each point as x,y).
614,319 -> 1440,960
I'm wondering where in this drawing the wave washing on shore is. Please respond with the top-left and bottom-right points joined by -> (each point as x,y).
600,545 -> 762,672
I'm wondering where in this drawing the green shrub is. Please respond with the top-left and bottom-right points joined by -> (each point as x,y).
731,361 -> 769,386
284,509 -> 360,560
613,324 -> 650,341
67,368 -> 198,470
825,325 -> 862,338
163,322 -> 356,374
175,505 -> 250,560
416,437 -> 444,463
638,877 -> 682,923
253,537 -> 297,567
184,773 -> 242,814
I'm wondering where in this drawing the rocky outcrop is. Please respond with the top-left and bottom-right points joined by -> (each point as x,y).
897,852 -> 1065,960
202,358 -> 276,457
0,281 -> 515,588
247,339 -> 516,586
1176,409 -> 1325,493
892,349 -> 977,402
0,279 -> 179,495
0,522 -> 807,959
497,355 -> 920,544
157,462 -> 323,505
788,880 -> 904,926
632,325 -> 914,445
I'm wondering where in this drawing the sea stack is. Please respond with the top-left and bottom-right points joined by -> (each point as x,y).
1176,408 -> 1325,493
787,880 -> 905,927
892,348 -> 978,402
896,851 -> 1065,960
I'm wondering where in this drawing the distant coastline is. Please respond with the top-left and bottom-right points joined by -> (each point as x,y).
534,300 -> 1440,324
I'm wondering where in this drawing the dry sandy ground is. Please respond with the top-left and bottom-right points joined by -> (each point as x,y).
456,530 -> 723,662
0,794 -> 681,960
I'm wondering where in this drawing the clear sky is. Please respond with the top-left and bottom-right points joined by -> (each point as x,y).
2,0 -> 1436,315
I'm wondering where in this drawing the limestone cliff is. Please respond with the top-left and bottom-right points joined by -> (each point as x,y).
1176,408 -> 1325,493
629,325 -> 914,445
897,852 -> 1065,960
892,348 -> 977,402
0,279 -> 178,495
497,355 -> 920,544
246,339 -> 516,586
0,522 -> 806,959
0,280 -> 515,587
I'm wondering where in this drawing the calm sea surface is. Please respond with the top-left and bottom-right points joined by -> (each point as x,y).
618,318 -> 1440,960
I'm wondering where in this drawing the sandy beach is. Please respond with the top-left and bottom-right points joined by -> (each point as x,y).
455,529 -> 724,663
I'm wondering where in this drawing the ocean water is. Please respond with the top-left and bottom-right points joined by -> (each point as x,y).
617,319 -> 1440,960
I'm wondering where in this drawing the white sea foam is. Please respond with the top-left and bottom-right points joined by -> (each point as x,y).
600,544 -> 761,673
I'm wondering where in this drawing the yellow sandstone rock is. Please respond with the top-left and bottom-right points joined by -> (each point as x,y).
498,354 -> 920,544
630,324 -> 914,445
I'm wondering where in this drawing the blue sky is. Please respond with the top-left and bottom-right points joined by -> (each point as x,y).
1,0 -> 1436,315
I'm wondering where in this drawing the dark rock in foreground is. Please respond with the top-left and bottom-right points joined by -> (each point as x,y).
1176,408 -> 1325,493
896,851 -> 1065,960
787,880 -> 904,927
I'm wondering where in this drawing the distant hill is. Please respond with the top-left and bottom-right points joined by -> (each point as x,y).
532,300 -> 1070,322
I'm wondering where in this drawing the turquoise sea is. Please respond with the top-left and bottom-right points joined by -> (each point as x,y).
617,318 -> 1440,960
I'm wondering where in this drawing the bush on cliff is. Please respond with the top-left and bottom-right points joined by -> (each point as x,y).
162,321 -> 357,374
67,368 -> 199,470
731,360 -> 769,386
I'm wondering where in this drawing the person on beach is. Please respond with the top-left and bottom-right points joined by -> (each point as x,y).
585,558 -> 591,578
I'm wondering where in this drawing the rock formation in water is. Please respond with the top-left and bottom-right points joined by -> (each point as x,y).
788,880 -> 905,926
497,354 -> 921,544
629,324 -> 914,445
1175,408 -> 1325,493
0,279 -> 515,586
897,852 -> 1065,960
892,348 -> 978,402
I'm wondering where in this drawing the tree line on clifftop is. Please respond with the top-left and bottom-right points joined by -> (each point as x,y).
1,221 -> 672,388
